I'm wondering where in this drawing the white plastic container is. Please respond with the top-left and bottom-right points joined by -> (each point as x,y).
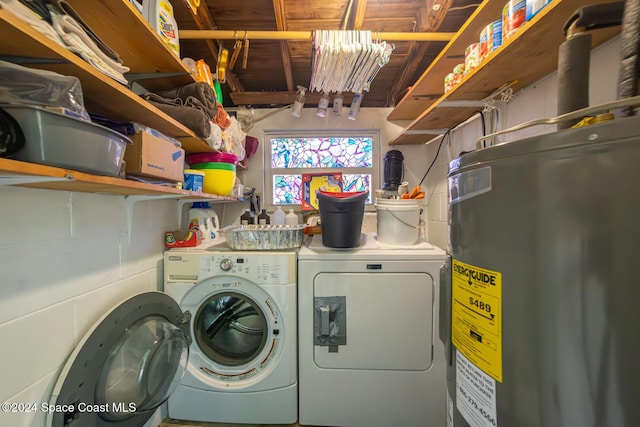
142,0 -> 180,57
348,92 -> 363,120
285,209 -> 299,225
183,169 -> 204,192
272,206 -> 286,224
188,202 -> 213,243
204,202 -> 220,240
375,198 -> 422,245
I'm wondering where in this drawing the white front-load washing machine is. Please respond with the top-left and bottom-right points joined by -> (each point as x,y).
163,247 -> 298,424
298,233 -> 446,427
46,247 -> 297,427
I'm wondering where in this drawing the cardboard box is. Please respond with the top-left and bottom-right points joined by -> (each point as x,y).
301,172 -> 343,211
124,131 -> 185,181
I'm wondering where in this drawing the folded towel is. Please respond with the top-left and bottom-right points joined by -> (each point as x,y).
51,12 -> 129,85
45,0 -> 122,63
53,13 -> 129,74
155,82 -> 218,121
0,0 -> 64,45
142,92 -> 212,138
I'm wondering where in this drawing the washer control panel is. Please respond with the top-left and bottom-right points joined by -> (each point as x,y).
164,250 -> 296,284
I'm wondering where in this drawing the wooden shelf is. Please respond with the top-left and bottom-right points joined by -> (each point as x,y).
387,0 -> 621,145
0,158 -> 238,200
0,5 -> 212,153
64,0 -> 194,92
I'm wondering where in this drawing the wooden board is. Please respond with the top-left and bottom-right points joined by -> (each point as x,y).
0,9 -> 214,154
0,159 -> 237,200
64,0 -> 195,92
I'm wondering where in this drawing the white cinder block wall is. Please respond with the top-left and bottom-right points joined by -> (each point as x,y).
425,36 -> 622,250
0,187 -> 178,427
0,35 -> 621,427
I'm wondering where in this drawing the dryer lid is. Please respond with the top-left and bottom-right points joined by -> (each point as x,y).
48,292 -> 191,427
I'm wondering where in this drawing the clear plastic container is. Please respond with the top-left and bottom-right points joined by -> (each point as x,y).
291,86 -> 306,118
332,92 -> 343,116
285,209 -> 299,225
316,92 -> 330,117
272,206 -> 286,224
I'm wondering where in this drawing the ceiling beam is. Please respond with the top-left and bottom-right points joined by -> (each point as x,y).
340,0 -> 354,30
230,91 -> 356,106
183,0 -> 244,93
341,0 -> 368,30
352,0 -> 368,30
180,29 -> 455,42
273,0 -> 295,92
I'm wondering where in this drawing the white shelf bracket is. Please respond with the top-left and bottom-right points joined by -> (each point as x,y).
124,194 -> 182,246
436,100 -> 488,108
0,173 -> 73,186
124,195 -> 236,245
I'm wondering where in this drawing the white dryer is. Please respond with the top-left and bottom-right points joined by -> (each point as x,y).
45,248 -> 297,427
298,233 -> 446,427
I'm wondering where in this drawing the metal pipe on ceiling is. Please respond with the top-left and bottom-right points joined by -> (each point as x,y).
179,29 -> 455,42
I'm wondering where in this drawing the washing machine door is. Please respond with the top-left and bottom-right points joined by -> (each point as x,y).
48,292 -> 191,427
181,275 -> 285,381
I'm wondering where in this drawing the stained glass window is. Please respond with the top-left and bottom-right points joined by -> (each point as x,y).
268,132 -> 378,206
271,137 -> 373,168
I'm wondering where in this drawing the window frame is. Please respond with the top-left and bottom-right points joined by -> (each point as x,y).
264,129 -> 381,210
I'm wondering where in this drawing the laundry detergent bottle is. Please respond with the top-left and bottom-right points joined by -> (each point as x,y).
188,202 -> 212,244
204,203 -> 220,240
142,0 -> 180,57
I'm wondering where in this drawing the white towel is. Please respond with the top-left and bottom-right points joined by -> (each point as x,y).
0,0 -> 64,46
54,13 -> 129,74
51,12 -> 129,85
204,122 -> 222,150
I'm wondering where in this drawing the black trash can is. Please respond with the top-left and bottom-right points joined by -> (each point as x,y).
316,191 -> 368,248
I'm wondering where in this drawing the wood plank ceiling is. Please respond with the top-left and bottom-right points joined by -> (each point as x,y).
172,0 -> 479,108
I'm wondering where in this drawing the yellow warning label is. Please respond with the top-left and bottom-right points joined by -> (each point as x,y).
451,259 -> 502,382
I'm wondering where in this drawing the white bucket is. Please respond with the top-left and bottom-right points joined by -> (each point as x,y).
375,198 -> 422,245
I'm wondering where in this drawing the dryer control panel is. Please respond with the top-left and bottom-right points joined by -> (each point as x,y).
164,250 -> 296,285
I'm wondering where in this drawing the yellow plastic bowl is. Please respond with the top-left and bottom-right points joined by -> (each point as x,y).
202,168 -> 236,196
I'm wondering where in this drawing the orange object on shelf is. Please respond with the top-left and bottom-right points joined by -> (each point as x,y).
195,59 -> 214,87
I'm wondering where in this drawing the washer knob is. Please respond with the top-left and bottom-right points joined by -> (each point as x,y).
219,258 -> 233,271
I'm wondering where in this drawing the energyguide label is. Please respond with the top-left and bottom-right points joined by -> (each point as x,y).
451,259 -> 502,382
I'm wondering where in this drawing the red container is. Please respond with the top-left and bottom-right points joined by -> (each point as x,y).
187,152 -> 238,165
318,191 -> 367,199
165,230 -> 202,248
